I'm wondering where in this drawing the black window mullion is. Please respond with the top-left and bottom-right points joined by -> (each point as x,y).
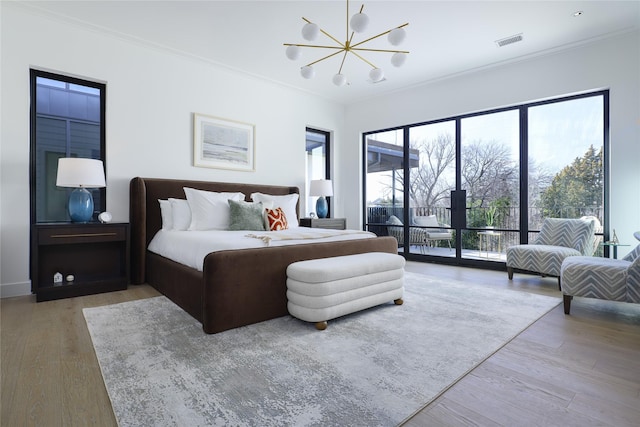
519,107 -> 529,244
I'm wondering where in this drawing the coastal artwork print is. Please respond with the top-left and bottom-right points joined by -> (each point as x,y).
193,113 -> 255,171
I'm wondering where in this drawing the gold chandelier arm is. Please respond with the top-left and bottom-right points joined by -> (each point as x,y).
350,22 -> 409,49
302,17 -> 346,48
337,49 -> 350,74
351,47 -> 410,54
348,49 -> 377,69
305,49 -> 348,67
284,43 -> 346,50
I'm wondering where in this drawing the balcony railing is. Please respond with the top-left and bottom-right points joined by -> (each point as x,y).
367,205 -> 604,256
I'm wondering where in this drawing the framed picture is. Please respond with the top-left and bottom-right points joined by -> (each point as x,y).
193,113 -> 255,171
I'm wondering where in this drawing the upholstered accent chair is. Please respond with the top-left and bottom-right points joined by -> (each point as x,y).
561,235 -> 640,314
506,218 -> 596,290
386,215 -> 429,254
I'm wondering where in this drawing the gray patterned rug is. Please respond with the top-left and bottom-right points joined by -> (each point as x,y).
83,272 -> 560,427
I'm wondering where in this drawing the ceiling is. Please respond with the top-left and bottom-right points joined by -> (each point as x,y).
22,1 -> 640,105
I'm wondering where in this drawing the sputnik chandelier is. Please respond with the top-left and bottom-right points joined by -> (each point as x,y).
284,0 -> 409,86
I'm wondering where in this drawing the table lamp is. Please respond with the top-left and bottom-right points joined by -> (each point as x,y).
56,158 -> 106,222
310,179 -> 333,218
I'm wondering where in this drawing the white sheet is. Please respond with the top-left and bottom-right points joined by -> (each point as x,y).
148,228 -> 376,271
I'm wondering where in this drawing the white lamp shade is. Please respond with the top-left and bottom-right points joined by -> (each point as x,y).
309,179 -> 333,197
300,65 -> 315,79
350,12 -> 369,33
369,68 -> 384,82
285,45 -> 301,60
388,27 -> 406,46
302,22 -> 319,41
332,73 -> 347,86
56,158 -> 106,188
391,52 -> 407,67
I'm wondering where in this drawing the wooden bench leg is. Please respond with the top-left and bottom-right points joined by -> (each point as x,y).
315,321 -> 328,330
394,298 -> 404,305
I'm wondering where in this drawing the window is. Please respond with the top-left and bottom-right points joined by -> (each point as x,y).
305,128 -> 330,215
30,70 -> 106,223
363,91 -> 608,264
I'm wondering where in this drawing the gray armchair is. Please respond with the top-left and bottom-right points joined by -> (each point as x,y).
506,218 -> 596,289
561,233 -> 640,314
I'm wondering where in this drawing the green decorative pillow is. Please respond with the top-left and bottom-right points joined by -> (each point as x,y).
228,200 -> 266,231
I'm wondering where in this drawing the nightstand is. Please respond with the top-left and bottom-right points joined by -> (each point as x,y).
30,222 -> 130,302
299,217 -> 346,230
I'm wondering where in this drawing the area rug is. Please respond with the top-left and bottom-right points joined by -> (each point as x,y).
83,272 -> 560,427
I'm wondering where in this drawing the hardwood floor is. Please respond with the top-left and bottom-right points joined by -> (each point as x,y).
2,262 -> 639,426
403,262 -> 640,426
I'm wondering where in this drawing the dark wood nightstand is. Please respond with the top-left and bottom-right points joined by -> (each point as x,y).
299,218 -> 346,230
30,222 -> 130,302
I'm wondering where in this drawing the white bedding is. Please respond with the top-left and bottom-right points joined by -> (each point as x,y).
148,227 -> 376,271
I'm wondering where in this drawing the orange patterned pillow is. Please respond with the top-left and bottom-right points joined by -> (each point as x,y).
266,207 -> 288,231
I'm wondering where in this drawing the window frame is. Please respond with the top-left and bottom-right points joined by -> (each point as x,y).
305,127 -> 331,216
362,90 -> 609,263
29,69 -> 107,224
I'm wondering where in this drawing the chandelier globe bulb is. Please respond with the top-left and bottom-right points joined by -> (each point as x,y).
388,27 -> 406,46
300,65 -> 315,79
332,73 -> 347,86
285,45 -> 301,61
350,12 -> 369,33
390,52 -> 407,67
369,68 -> 384,83
302,22 -> 319,41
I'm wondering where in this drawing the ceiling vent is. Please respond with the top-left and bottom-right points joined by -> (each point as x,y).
495,33 -> 523,47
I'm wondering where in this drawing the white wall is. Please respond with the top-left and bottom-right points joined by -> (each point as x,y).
340,31 -> 640,257
0,3 -> 345,297
2,4 -> 638,298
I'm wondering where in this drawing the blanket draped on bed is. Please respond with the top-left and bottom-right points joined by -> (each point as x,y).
245,229 -> 372,245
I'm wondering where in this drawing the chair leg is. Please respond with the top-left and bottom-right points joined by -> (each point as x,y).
557,277 -> 562,291
507,267 -> 513,280
563,295 -> 573,314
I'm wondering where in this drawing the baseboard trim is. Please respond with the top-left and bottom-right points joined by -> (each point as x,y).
1,281 -> 31,298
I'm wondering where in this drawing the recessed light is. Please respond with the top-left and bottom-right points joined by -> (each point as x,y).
573,11 -> 583,17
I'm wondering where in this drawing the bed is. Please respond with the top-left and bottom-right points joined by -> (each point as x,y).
129,177 -> 398,334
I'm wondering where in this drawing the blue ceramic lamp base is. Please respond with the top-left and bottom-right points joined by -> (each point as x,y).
68,187 -> 94,222
316,196 -> 328,218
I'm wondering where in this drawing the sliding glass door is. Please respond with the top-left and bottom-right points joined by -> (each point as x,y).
407,121 -> 456,256
459,109 -> 520,261
363,91 -> 607,266
527,95 -> 605,254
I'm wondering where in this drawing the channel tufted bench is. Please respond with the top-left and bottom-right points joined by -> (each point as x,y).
286,252 -> 405,330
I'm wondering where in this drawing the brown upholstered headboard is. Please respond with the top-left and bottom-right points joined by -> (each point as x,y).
129,177 -> 300,284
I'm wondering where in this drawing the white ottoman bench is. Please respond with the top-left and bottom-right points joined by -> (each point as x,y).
286,252 -> 405,330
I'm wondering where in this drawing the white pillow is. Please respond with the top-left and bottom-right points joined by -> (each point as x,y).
168,198 -> 191,231
158,199 -> 173,230
413,215 -> 439,227
250,192 -> 299,227
387,215 -> 403,226
183,187 -> 245,230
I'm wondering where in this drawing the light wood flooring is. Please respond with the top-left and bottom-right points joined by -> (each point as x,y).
2,262 -> 639,426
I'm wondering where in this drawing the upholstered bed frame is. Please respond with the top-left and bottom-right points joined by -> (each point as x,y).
129,177 -> 398,334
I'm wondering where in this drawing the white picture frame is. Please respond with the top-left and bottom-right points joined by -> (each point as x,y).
193,113 -> 255,171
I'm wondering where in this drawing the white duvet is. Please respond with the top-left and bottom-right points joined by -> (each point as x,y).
148,227 -> 376,271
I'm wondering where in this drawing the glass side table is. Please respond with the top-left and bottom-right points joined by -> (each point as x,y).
600,242 -> 629,259
478,231 -> 502,258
